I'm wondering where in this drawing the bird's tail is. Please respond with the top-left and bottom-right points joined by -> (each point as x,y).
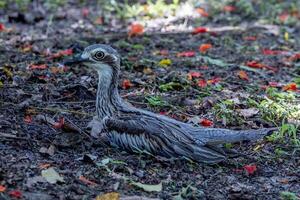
194,127 -> 277,145
185,128 -> 276,164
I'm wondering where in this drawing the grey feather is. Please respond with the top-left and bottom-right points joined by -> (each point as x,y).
70,44 -> 277,164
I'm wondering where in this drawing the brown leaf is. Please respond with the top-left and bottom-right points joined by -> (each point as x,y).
96,192 -> 120,200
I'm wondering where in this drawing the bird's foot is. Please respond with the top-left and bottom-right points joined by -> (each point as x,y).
86,116 -> 103,138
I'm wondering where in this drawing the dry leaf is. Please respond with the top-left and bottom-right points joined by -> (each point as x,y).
96,192 -> 120,200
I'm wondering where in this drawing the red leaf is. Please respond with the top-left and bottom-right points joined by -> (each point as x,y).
53,117 -> 65,129
243,164 -> 257,175
283,83 -> 297,91
189,71 -> 202,78
51,49 -> 73,59
262,49 -> 287,55
279,12 -> 289,22
196,8 -> 209,17
0,23 -> 5,31
199,65 -> 209,70
24,115 -> 32,124
246,61 -> 264,69
9,190 -> 22,199
200,119 -> 213,127
223,5 -> 236,12
0,185 -> 6,192
159,111 -> 167,115
29,64 -> 48,70
94,16 -> 103,25
159,50 -> 169,56
244,36 -> 257,41
199,43 -> 212,53
122,79 -> 132,90
79,175 -> 97,186
207,77 -> 221,84
81,8 -> 89,17
192,27 -> 208,34
287,53 -> 300,62
197,79 -> 207,88
237,70 -> 249,81
177,51 -> 196,57
269,82 -> 279,87
128,23 -> 144,37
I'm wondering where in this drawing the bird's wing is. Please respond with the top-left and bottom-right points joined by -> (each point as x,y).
104,113 -> 227,163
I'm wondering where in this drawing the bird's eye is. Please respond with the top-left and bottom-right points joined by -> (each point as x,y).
93,51 -> 105,61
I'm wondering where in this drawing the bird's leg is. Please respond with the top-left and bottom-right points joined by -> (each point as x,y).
87,116 -> 104,138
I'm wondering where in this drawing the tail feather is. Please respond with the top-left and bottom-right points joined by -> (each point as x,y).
194,127 -> 277,145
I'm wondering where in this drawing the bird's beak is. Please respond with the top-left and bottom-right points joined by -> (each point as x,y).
63,54 -> 89,66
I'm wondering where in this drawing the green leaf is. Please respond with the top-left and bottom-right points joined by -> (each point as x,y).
41,167 -> 64,184
130,181 -> 162,192
280,191 -> 298,200
159,82 -> 183,92
200,56 -> 228,67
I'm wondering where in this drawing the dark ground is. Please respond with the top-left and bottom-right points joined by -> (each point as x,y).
0,1 -> 299,200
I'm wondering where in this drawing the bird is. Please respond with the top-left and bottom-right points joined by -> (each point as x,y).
64,44 -> 276,164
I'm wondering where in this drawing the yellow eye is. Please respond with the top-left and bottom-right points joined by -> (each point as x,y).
93,51 -> 105,60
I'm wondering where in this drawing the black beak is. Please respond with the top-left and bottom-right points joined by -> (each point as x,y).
63,54 -> 89,66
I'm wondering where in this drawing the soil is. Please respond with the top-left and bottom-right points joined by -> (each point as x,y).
0,1 -> 299,200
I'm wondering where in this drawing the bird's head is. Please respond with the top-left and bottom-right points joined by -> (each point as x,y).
64,44 -> 121,74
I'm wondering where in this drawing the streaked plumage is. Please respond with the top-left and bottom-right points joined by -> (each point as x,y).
65,44 -> 275,164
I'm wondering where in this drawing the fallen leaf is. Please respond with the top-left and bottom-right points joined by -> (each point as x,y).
287,53 -> 300,62
223,5 -> 236,12
0,185 -> 6,192
237,70 -> 249,81
29,64 -> 48,70
0,23 -> 5,31
120,196 -> 159,200
21,44 -> 33,52
94,16 -> 103,25
283,83 -> 297,91
199,65 -> 209,70
81,8 -> 89,17
243,164 -> 257,175
39,163 -> 51,169
128,23 -> 144,37
284,32 -> 289,41
24,115 -> 32,124
207,77 -> 221,84
130,181 -> 162,192
9,190 -> 22,199
197,79 -> 207,88
158,59 -> 172,67
158,50 -> 169,56
96,192 -> 120,200
51,49 -> 73,59
53,117 -> 65,129
196,8 -> 209,17
122,79 -> 133,90
262,49 -> 288,55
176,51 -> 195,57
246,61 -> 264,69
200,119 -> 213,127
243,36 -> 257,41
199,43 -> 212,53
41,167 -> 64,184
188,71 -> 202,80
79,175 -> 97,186
238,108 -> 259,118
192,27 -> 208,34
269,82 -> 279,87
279,12 -> 289,22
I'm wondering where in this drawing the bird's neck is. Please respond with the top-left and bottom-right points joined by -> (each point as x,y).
96,67 -> 123,120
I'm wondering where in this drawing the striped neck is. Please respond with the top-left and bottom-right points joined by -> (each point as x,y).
95,64 -> 123,119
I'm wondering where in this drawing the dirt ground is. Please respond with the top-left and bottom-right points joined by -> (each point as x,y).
0,1 -> 299,200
